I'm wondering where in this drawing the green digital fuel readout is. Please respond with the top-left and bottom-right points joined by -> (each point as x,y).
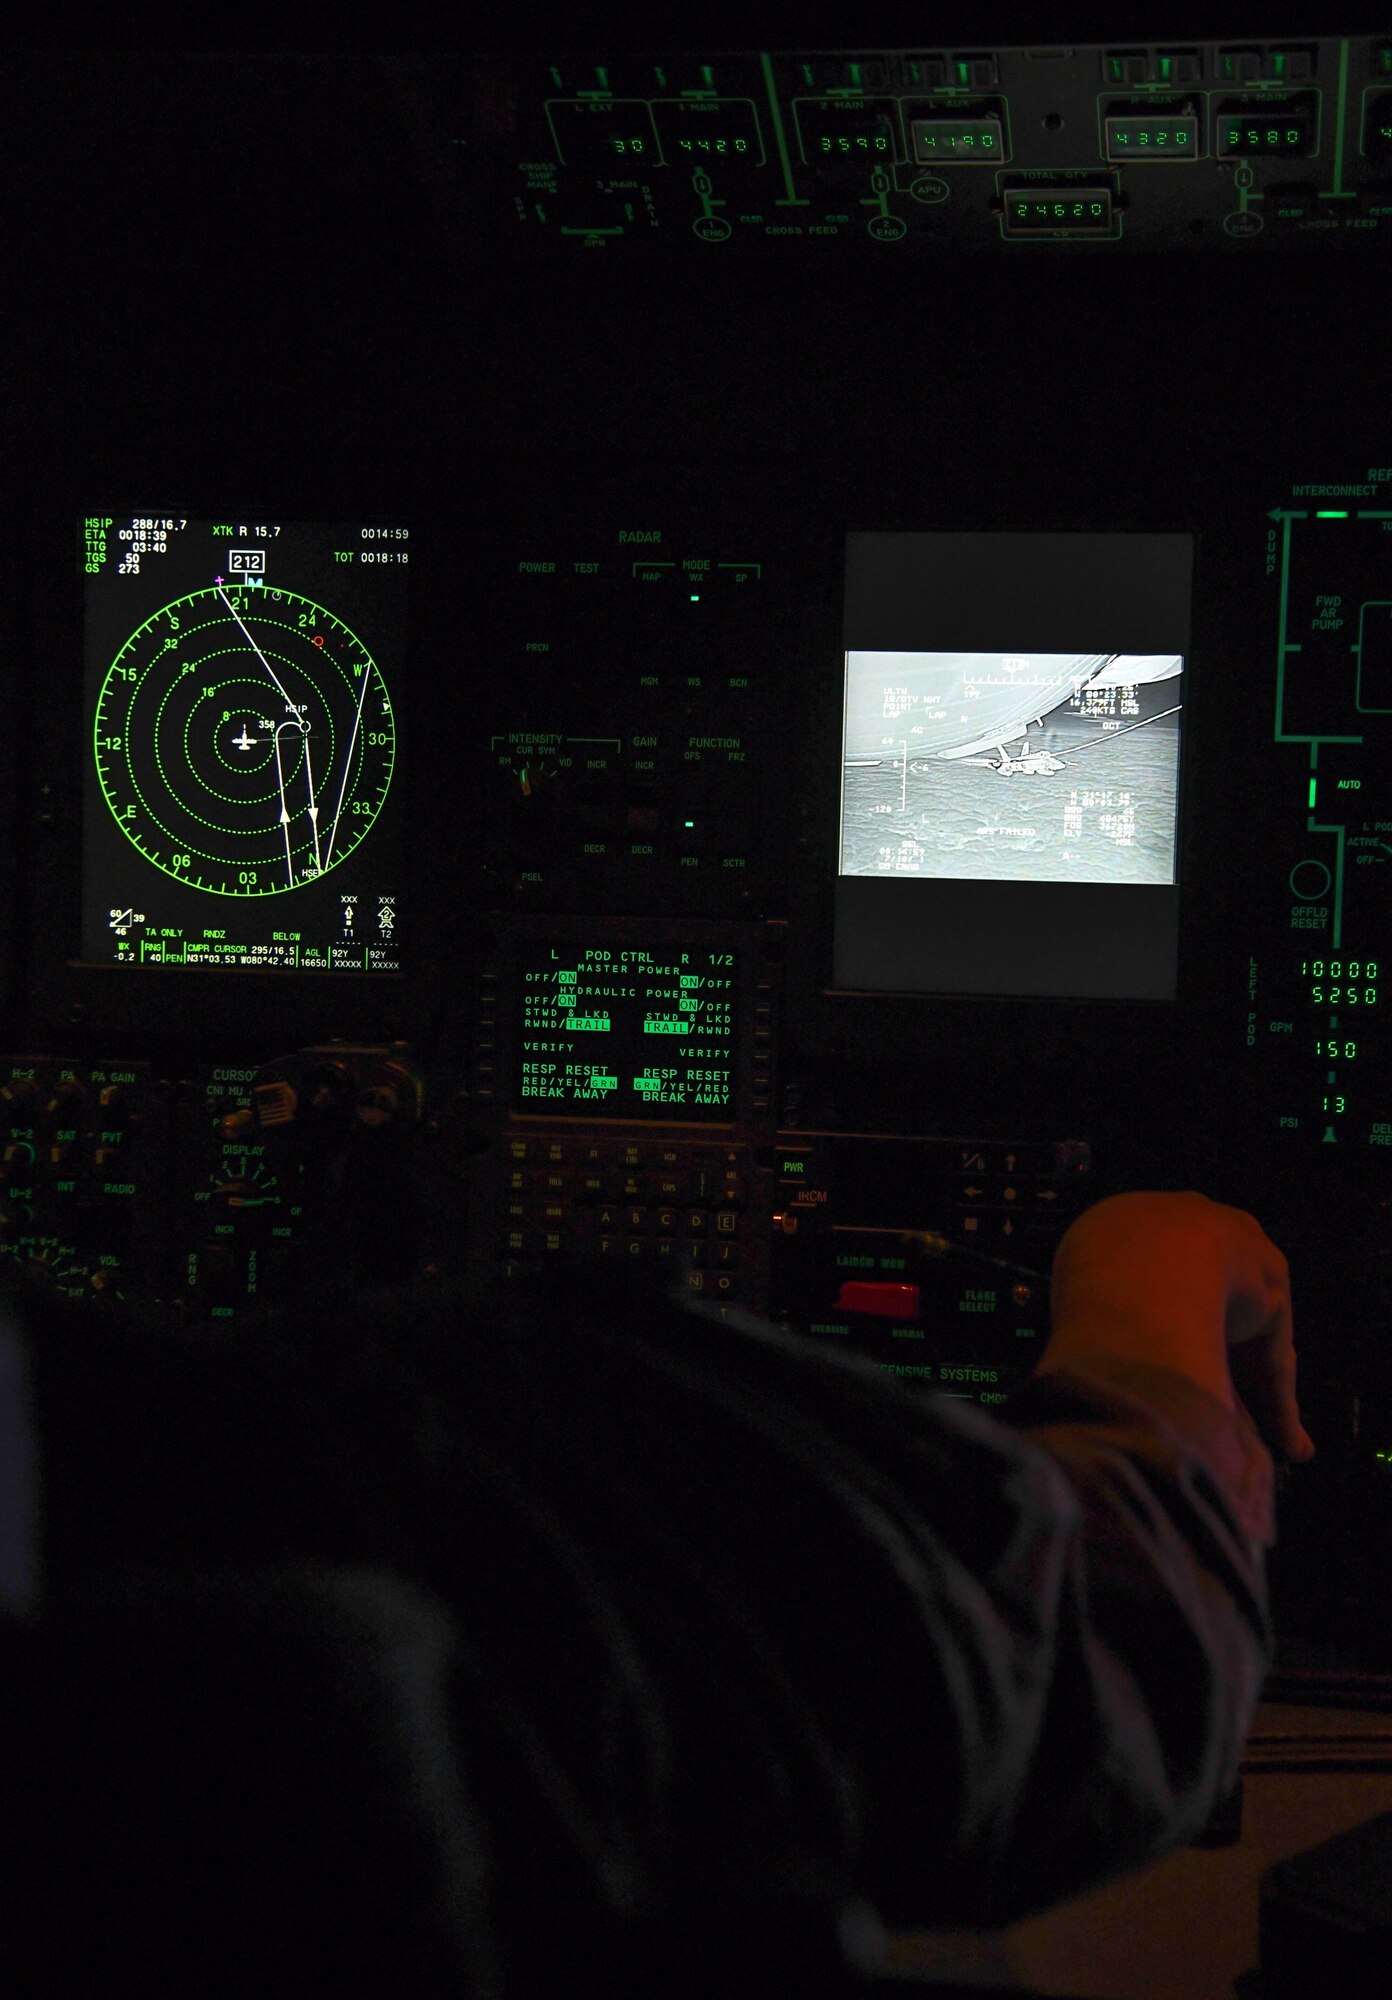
1003,188 -> 1114,234
1302,959 -> 1377,1075
516,943 -> 737,1118
1369,92 -> 1392,161
650,98 -> 763,168
795,98 -> 903,164
1215,100 -> 1316,156
910,117 -> 1004,161
1302,958 -> 1380,1005
1104,115 -> 1200,160
546,99 -> 659,168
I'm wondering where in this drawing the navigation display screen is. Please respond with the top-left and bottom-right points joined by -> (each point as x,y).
80,513 -> 406,971
833,531 -> 1193,999
514,938 -> 738,1118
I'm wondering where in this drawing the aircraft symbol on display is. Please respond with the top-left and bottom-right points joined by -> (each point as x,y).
957,734 -> 1069,776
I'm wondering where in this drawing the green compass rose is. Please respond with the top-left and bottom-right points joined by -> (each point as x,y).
94,578 -> 394,896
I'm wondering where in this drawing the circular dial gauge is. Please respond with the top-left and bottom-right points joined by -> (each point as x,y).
94,582 -> 394,897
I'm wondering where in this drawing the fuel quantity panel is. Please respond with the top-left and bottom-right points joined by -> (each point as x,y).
468,36 -> 1392,253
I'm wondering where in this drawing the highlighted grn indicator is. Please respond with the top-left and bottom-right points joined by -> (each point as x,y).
563,1014 -> 611,1031
644,1018 -> 689,1034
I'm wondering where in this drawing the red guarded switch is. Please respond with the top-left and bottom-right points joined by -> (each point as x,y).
834,1281 -> 922,1319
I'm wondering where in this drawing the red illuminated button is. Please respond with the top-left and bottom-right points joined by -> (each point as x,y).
834,1281 -> 922,1319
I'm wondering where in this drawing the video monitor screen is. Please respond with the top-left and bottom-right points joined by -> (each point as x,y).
834,532 -> 1193,999
841,651 -> 1183,885
514,939 -> 738,1119
80,513 -> 406,971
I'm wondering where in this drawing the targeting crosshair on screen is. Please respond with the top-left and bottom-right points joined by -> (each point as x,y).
93,578 -> 394,896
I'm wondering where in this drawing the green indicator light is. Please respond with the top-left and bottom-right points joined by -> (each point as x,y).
684,819 -> 695,827
1317,510 -> 1349,518
1309,779 -> 1318,807
690,593 -> 700,601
